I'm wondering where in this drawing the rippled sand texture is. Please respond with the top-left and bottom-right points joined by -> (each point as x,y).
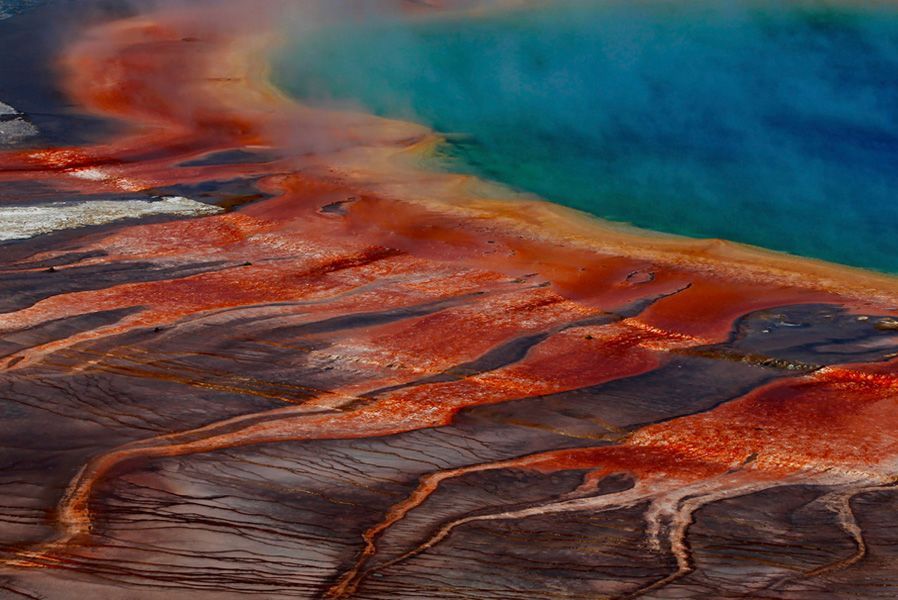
4,2 -> 898,599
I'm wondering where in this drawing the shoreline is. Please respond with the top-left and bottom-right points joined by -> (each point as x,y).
5,4 -> 898,599
262,0 -> 898,299
3,0 -> 897,310
251,28 -> 898,310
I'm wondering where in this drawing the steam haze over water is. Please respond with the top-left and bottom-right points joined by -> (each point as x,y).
275,0 -> 898,273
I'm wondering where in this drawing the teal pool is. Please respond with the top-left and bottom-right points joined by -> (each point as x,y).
274,1 -> 898,273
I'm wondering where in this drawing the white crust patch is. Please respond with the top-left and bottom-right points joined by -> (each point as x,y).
0,196 -> 223,241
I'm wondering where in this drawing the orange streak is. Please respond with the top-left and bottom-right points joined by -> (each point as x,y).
3,5 -> 898,598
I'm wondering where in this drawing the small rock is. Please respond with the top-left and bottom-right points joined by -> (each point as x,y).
875,318 -> 898,331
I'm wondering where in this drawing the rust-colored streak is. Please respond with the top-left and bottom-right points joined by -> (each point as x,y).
328,364 -> 898,598
3,2 -> 898,599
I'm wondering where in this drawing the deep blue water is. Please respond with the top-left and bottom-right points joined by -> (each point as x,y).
274,1 -> 898,273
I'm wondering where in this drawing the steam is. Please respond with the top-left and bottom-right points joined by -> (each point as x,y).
269,0 -> 898,273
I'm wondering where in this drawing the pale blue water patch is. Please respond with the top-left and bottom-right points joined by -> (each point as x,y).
274,1 -> 898,273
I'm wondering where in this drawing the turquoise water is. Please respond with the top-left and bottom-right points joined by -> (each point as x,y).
274,1 -> 898,273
